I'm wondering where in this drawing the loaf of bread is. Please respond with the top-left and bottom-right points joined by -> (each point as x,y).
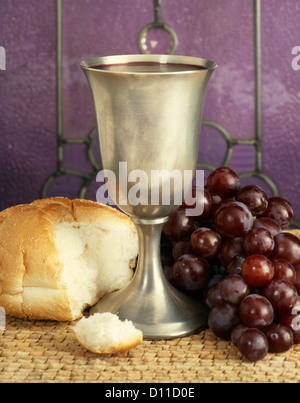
74,313 -> 143,354
0,198 -> 138,321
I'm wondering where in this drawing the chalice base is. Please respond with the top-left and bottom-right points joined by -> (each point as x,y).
91,217 -> 208,340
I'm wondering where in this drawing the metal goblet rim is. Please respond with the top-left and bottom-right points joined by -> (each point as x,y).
80,54 -> 217,75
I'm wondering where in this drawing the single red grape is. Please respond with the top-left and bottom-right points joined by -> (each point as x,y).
208,302 -> 241,341
214,201 -> 253,239
172,254 -> 210,292
220,274 -> 250,305
260,196 -> 293,229
163,209 -> 195,241
243,228 -> 275,257
271,232 -> 300,266
239,294 -> 274,329
241,254 -> 274,288
238,328 -> 269,362
272,259 -> 297,284
190,227 -> 222,259
236,185 -> 268,216
263,279 -> 298,316
207,167 -> 241,199
265,323 -> 294,353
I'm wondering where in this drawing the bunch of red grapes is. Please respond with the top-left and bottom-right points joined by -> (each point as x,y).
161,166 -> 300,362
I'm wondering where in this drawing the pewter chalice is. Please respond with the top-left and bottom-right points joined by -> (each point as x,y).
81,54 -> 216,339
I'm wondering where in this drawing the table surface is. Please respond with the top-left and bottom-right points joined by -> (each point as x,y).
0,316 -> 299,383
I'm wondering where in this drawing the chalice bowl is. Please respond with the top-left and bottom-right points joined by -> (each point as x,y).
81,54 -> 217,339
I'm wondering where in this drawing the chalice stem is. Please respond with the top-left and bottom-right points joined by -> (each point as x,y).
131,218 -> 169,299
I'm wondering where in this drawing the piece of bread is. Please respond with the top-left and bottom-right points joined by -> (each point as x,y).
74,313 -> 143,354
0,198 -> 138,321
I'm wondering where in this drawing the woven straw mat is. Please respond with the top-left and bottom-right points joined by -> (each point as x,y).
0,316 -> 299,383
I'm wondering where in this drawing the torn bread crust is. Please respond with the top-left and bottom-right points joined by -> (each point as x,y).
75,333 -> 143,355
0,198 -> 138,321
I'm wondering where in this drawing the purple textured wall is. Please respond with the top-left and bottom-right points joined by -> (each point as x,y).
0,0 -> 300,220
0,0 -> 57,208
